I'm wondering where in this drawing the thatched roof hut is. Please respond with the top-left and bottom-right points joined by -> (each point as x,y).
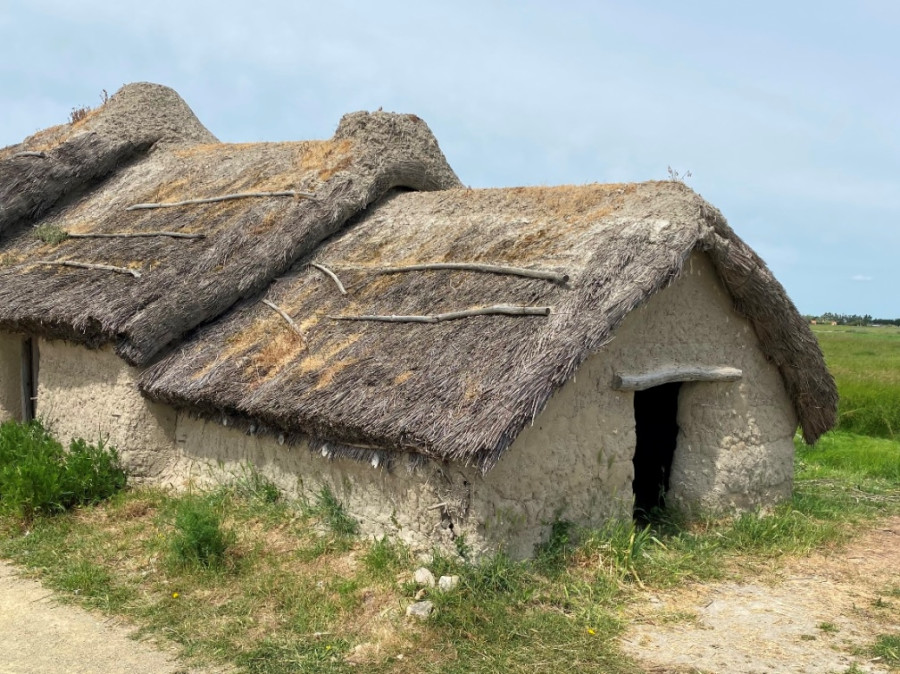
1,83 -> 837,554
140,182 -> 837,471
0,83 -> 460,365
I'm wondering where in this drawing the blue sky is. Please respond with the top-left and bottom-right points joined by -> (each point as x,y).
2,1 -> 897,317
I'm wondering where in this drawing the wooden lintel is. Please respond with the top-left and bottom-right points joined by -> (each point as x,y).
613,366 -> 743,391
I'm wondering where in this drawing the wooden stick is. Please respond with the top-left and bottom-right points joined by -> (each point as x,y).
344,262 -> 568,284
310,262 -> 347,295
126,190 -> 314,211
12,151 -> 47,158
65,231 -> 206,240
613,367 -> 743,391
262,299 -> 304,337
328,305 -> 551,324
33,260 -> 142,278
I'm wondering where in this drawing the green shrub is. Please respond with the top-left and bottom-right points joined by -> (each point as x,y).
168,495 -> 234,570
0,421 -> 65,519
62,437 -> 127,505
0,420 -> 125,519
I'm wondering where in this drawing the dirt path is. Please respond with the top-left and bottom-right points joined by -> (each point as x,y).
622,517 -> 900,674
0,561 -> 213,674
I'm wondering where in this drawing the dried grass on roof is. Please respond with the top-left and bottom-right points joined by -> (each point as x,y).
141,182 -> 838,470
0,83 -> 461,365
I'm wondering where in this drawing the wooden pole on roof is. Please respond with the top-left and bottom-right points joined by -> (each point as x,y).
126,190 -> 314,211
328,305 -> 552,324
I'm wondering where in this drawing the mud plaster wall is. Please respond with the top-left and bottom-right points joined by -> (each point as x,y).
0,331 -> 23,422
35,339 -> 177,478
456,252 -> 798,557
165,414 -> 461,551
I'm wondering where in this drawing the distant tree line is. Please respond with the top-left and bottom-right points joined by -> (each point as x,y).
804,313 -> 900,326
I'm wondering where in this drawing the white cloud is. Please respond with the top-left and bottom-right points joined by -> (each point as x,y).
851,275 -> 874,282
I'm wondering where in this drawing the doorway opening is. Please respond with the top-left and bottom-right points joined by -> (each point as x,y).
20,337 -> 38,422
632,381 -> 681,519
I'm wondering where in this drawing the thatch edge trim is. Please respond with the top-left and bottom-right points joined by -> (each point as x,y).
696,203 -> 837,445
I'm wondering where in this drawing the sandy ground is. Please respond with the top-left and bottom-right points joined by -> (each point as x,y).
622,517 -> 900,674
0,561 -> 213,674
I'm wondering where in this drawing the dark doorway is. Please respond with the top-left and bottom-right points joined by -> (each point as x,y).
632,382 -> 681,518
20,338 -> 37,422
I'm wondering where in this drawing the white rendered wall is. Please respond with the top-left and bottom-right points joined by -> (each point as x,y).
35,339 -> 177,478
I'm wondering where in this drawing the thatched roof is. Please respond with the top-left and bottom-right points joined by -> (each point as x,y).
0,83 -> 461,365
140,182 -> 838,470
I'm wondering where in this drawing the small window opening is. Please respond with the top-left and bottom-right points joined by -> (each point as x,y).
632,381 -> 681,519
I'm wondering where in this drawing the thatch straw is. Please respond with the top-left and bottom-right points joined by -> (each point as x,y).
140,182 -> 837,470
0,83 -> 460,365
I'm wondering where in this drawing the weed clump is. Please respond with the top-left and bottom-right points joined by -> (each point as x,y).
534,519 -> 575,575
308,486 -> 358,536
33,224 -> 69,244
362,536 -> 407,579
69,106 -> 90,124
168,495 -> 234,571
0,420 -> 126,520
229,464 -> 281,504
872,634 -> 900,666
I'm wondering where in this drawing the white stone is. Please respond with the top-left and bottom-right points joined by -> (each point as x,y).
438,575 -> 460,592
405,600 -> 434,620
413,567 -> 435,587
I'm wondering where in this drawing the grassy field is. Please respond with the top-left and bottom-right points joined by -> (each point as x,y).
0,327 -> 897,673
812,324 -> 900,439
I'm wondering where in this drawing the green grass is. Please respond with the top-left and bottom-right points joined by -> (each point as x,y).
0,428 -> 896,673
305,486 -> 358,537
813,324 -> 900,439
167,494 -> 235,571
0,327 -> 896,672
798,431 -> 900,481
871,634 -> 900,666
